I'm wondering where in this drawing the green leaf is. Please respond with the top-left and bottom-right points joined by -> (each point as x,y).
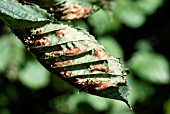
18,60 -> 50,90
98,36 -> 123,58
6,35 -> 25,80
113,0 -> 146,28
66,93 -> 110,112
164,97 -> 170,114
0,0 -> 51,21
0,26 -> 25,80
0,35 -> 11,72
88,9 -> 115,36
137,0 -> 163,15
128,51 -> 170,84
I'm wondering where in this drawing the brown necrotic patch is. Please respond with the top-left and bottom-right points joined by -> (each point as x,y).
63,3 -> 92,20
93,48 -> 109,60
24,35 -> 50,47
95,81 -> 114,91
55,29 -> 65,37
50,3 -> 91,21
53,60 -> 71,67
45,45 -> 88,58
60,71 -> 72,78
64,45 -> 88,56
88,65 -> 111,73
75,78 -> 96,92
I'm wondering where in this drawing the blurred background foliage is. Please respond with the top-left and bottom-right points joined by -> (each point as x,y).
0,0 -> 170,114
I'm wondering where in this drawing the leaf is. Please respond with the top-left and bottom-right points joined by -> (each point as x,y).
0,0 -> 51,21
128,51 -> 170,84
13,22 -> 131,108
45,0 -> 101,21
164,98 -> 170,114
98,36 -> 123,58
137,0 -> 163,15
88,9 -> 115,36
113,0 -> 146,28
0,26 -> 25,80
0,35 -> 11,72
18,60 -> 50,90
67,93 -> 110,112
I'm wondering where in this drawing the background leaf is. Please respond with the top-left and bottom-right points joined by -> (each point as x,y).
98,36 -> 123,58
88,9 -> 115,36
128,51 -> 169,84
0,36 -> 11,72
113,0 -> 146,28
18,60 -> 50,90
137,0 -> 163,15
164,97 -> 170,114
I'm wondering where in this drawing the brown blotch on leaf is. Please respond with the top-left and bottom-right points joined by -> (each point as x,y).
24,36 -> 50,46
47,45 -> 88,58
76,78 -> 92,86
48,51 -> 62,57
49,3 -> 91,21
93,48 -> 109,60
35,28 -> 41,35
53,60 -> 70,67
26,27 -> 41,35
55,29 -> 65,37
63,3 -> 92,20
75,78 -> 95,92
60,71 -> 72,78
96,81 -> 113,91
65,45 -> 88,56
88,65 -> 111,73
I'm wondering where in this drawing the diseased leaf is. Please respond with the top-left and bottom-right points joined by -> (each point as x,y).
22,0 -> 101,21
13,22 -> 131,108
46,0 -> 101,21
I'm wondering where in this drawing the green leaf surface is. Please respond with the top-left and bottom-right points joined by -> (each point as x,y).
113,0 -> 146,28
18,60 -> 50,90
88,9 -> 115,36
137,0 -> 163,15
0,0 -> 51,21
164,97 -> 170,114
0,35 -> 12,72
128,51 -> 170,84
98,36 -> 123,58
